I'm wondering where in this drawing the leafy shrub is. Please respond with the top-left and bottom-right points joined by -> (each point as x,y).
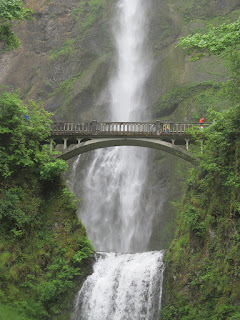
0,190 -> 29,227
0,0 -> 33,51
0,91 -> 67,181
73,237 -> 94,264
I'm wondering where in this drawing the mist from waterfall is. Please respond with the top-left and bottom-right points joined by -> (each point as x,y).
79,0 -> 153,253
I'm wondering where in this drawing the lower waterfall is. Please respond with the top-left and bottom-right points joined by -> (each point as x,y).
74,251 -> 165,320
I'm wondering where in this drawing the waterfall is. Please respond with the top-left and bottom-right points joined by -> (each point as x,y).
74,251 -> 165,320
72,0 -> 165,318
68,155 -> 81,193
79,0 -> 153,253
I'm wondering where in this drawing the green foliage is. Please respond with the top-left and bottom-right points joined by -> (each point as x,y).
177,18 -> 240,105
49,73 -> 83,119
0,0 -> 33,51
0,189 -> 31,228
0,23 -> 20,50
161,105 -> 240,319
39,160 -> 68,182
73,237 -> 94,264
0,93 -> 93,317
50,39 -> 75,60
182,205 -> 207,238
0,0 -> 33,21
0,175 -> 94,320
177,18 -> 240,58
72,0 -> 103,30
0,91 -> 67,180
0,303 -> 32,320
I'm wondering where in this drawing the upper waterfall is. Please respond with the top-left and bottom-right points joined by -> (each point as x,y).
109,0 -> 151,121
78,0 -> 153,253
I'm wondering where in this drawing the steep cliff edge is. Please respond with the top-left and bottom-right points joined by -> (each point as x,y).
0,92 -> 94,320
161,106 -> 240,319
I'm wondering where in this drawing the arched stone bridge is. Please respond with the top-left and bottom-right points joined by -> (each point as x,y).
51,121 -> 208,163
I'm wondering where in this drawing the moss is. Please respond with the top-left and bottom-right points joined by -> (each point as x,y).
72,0 -> 104,30
49,39 -> 75,61
154,81 -> 230,120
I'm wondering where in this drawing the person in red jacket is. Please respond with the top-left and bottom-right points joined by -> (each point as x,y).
199,117 -> 204,130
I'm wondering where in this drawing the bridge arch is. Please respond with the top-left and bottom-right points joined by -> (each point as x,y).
55,137 -> 197,163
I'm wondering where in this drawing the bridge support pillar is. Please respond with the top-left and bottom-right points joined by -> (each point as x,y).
185,139 -> 189,151
63,138 -> 67,150
92,120 -> 98,135
155,120 -> 161,135
171,139 -> 176,145
77,138 -> 81,144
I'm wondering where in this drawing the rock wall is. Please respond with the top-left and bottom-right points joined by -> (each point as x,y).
1,0 -> 239,120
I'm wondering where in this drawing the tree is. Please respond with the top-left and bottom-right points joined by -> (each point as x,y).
0,0 -> 33,51
177,18 -> 240,102
177,18 -> 240,58
0,91 -> 67,180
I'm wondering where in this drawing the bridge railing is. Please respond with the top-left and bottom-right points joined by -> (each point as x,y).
52,122 -> 92,132
52,121 -> 210,136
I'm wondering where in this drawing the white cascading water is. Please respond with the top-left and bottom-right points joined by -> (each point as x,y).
79,0 -> 153,253
73,0 -> 165,319
74,251 -> 165,320
68,155 -> 81,193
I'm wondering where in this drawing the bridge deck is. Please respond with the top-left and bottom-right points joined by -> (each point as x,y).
52,121 -> 208,138
50,121 -> 208,162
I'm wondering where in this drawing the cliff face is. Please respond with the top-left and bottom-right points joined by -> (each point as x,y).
0,0 -> 113,121
0,0 -> 239,121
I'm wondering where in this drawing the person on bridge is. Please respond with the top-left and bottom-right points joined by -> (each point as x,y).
163,120 -> 170,134
199,117 -> 204,130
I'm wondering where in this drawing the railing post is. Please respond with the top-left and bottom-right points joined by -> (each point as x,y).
92,120 -> 98,135
155,120 -> 161,135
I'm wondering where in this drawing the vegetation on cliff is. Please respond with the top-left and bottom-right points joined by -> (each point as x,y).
161,18 -> 240,320
0,0 -> 33,51
0,92 -> 94,320
155,17 -> 240,119
161,105 -> 240,319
